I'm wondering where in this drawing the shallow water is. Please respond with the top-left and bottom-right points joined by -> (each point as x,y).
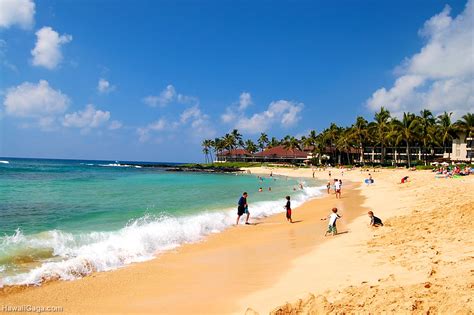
0,158 -> 324,286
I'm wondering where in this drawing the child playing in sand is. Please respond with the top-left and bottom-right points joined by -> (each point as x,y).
368,211 -> 383,227
284,196 -> 292,223
322,208 -> 341,236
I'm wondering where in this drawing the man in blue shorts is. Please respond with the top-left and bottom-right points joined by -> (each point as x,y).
236,192 -> 250,225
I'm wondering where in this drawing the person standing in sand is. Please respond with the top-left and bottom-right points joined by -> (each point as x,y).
323,207 -> 341,236
326,181 -> 331,194
284,196 -> 293,223
335,180 -> 341,199
236,192 -> 250,225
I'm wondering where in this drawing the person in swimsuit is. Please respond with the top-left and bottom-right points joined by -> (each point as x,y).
236,192 -> 250,225
284,195 -> 292,223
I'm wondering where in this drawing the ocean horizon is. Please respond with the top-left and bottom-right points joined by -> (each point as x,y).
0,158 -> 325,287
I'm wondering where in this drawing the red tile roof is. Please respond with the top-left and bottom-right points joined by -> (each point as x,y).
254,146 -> 308,158
221,149 -> 252,156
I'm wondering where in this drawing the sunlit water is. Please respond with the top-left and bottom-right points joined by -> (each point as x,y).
0,158 -> 324,286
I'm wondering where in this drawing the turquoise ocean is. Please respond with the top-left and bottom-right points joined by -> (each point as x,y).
0,158 -> 324,287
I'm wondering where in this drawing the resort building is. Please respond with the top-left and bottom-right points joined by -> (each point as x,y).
217,135 -> 473,165
451,133 -> 474,162
217,146 -> 310,164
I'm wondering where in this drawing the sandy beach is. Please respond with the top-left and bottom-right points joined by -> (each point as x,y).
1,167 -> 473,314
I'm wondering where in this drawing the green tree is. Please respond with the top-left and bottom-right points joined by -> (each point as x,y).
231,129 -> 244,148
268,137 -> 280,148
394,112 -> 421,167
369,107 -> 391,164
336,128 -> 355,165
201,139 -> 211,163
436,112 -> 456,159
455,113 -> 474,138
257,133 -> 269,151
282,136 -> 301,157
245,139 -> 258,154
418,109 -> 436,165
351,116 -> 368,164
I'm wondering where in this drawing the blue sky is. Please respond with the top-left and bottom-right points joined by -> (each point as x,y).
1,0 -> 472,162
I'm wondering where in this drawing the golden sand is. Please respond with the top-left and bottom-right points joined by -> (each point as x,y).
1,167 -> 473,314
243,167 -> 474,314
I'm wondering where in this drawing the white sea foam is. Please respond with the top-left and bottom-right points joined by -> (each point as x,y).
98,163 -> 137,168
0,160 -> 9,164
0,185 -> 324,287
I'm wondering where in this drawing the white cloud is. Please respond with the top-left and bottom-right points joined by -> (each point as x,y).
97,78 -> 115,94
31,26 -> 72,69
181,105 -> 215,139
0,0 -> 35,29
137,104 -> 215,143
108,120 -> 122,130
367,0 -> 474,116
238,92 -> 252,111
137,118 -> 168,142
0,39 -> 18,72
143,84 -> 197,107
220,92 -> 253,123
143,85 -> 176,107
3,80 -> 69,118
234,100 -> 304,134
63,104 -> 110,132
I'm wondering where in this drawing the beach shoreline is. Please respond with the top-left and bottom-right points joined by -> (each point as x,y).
1,167 -> 472,314
0,170 -> 364,314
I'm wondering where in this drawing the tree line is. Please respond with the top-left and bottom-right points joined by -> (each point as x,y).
201,108 -> 474,166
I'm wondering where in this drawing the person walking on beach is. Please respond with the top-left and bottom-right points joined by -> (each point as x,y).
284,195 -> 293,223
326,181 -> 331,194
335,180 -> 341,199
323,207 -> 341,236
236,192 -> 250,225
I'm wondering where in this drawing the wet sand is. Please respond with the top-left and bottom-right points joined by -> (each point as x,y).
3,167 -> 471,314
0,179 -> 364,314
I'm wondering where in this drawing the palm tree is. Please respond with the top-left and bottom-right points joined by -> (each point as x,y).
351,116 -> 368,164
455,113 -> 474,138
418,109 -> 436,165
436,112 -> 456,159
257,133 -> 269,151
231,129 -> 244,148
326,123 -> 340,163
268,137 -> 280,148
212,138 -> 224,162
245,139 -> 258,154
282,136 -> 301,157
222,133 -> 236,151
201,139 -> 211,163
369,107 -> 391,164
394,112 -> 421,167
300,130 -> 317,150
336,128 -> 355,165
